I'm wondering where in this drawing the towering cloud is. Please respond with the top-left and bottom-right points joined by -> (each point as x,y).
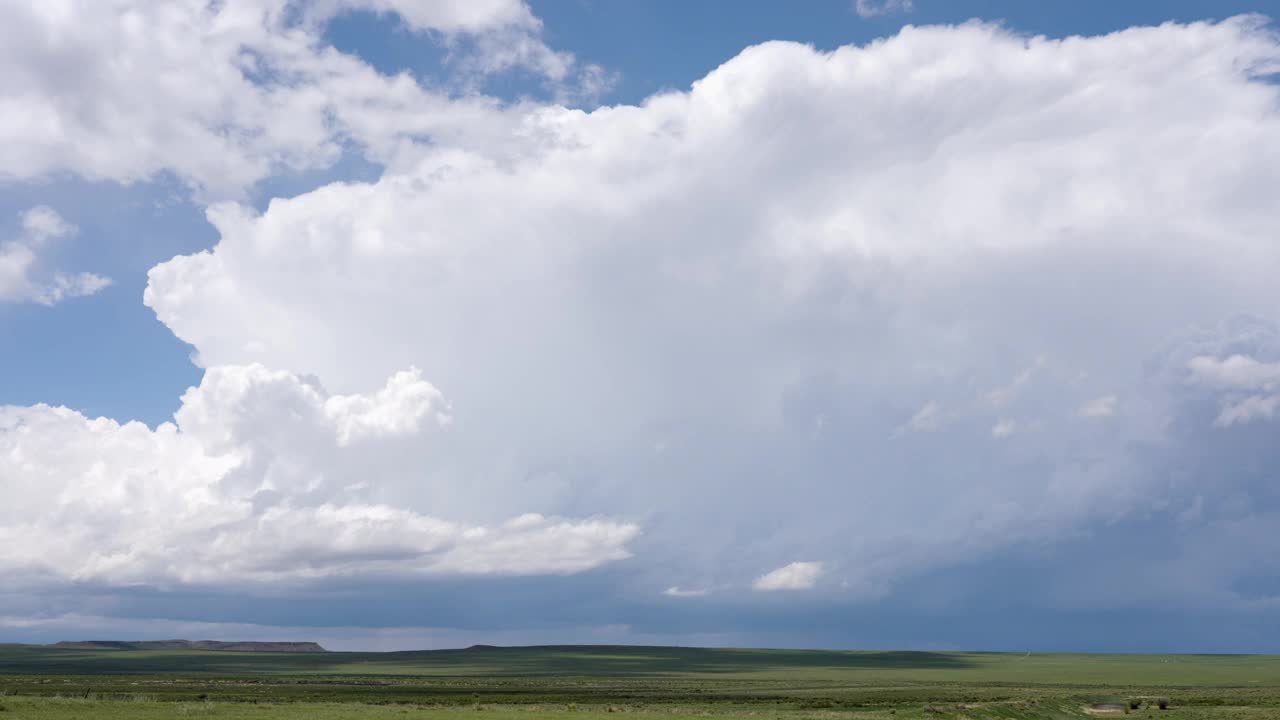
139,18 -> 1280,600
1,10 -> 1279,632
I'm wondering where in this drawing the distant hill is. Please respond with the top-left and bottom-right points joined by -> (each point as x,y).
51,640 -> 327,653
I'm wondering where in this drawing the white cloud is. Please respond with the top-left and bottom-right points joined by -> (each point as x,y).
28,273 -> 113,306
854,0 -> 914,18
135,17 -> 1280,597
662,586 -> 710,598
1188,354 -> 1280,390
905,400 -> 942,431
754,562 -> 824,591
1186,354 -> 1280,426
305,0 -> 537,34
991,419 -> 1017,438
1214,392 -> 1280,426
984,357 -> 1044,408
303,0 -> 609,98
1078,395 -> 1117,418
0,0 -> 595,199
0,206 -> 110,305
0,364 -> 637,586
21,205 -> 75,240
0,16 -> 1275,609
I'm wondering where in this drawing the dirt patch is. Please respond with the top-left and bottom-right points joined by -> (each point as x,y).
1085,704 -> 1127,716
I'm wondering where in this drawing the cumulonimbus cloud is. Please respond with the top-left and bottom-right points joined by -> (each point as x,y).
137,17 -> 1280,601
2,13 -> 1280,614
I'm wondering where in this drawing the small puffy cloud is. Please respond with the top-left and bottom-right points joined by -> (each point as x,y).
984,358 -> 1044,408
1078,395 -> 1118,418
854,0 -> 914,18
905,400 -> 942,432
1188,355 -> 1280,390
0,206 -> 110,306
1185,354 -> 1280,426
0,364 -> 638,587
305,0 -> 605,96
26,273 -> 113,306
662,586 -> 709,598
20,205 -> 75,241
754,562 -> 824,591
306,0 -> 538,34
991,419 -> 1017,438
325,368 -> 451,445
1215,393 -> 1280,427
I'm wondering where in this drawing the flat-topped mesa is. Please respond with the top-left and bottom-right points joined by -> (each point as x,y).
51,640 -> 327,653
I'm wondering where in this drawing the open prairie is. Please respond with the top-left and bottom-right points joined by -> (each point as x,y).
1,645 -> 1278,719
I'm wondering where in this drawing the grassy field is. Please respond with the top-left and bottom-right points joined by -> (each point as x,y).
0,644 -> 1277,719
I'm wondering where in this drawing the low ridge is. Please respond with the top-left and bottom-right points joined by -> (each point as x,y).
51,640 -> 327,653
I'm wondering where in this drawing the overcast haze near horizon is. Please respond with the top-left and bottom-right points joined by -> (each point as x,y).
3,0 -> 1280,653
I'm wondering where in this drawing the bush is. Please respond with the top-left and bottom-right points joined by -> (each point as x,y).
1157,697 -> 1170,710
1129,698 -> 1142,710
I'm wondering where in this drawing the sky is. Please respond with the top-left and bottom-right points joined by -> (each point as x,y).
2,0 -> 1280,653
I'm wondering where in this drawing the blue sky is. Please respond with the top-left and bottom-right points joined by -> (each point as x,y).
2,0 -> 1280,651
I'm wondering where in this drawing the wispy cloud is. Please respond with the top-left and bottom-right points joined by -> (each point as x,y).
754,562 -> 824,591
854,0 -> 914,18
991,419 -> 1017,438
662,586 -> 710,598
0,207 -> 110,306
1077,395 -> 1118,418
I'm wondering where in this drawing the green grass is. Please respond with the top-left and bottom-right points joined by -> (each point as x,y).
0,644 -> 1277,719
